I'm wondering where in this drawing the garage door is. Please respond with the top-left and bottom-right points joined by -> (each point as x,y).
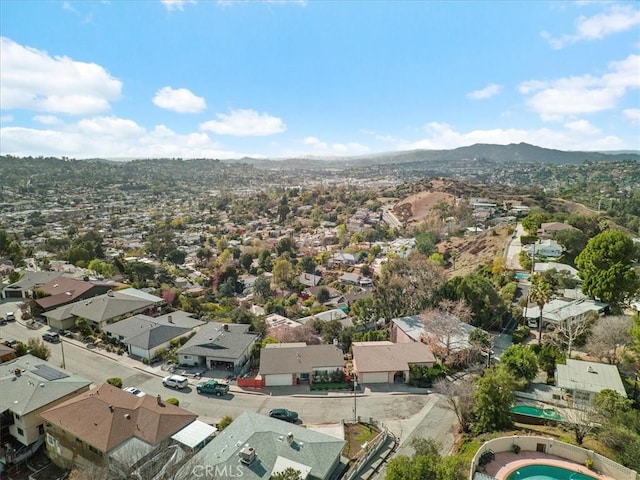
265,374 -> 293,386
361,372 -> 389,384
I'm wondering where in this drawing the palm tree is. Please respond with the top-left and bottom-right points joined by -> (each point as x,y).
530,274 -> 553,341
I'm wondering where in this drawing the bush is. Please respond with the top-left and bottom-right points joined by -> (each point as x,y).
512,325 -> 530,344
165,397 -> 180,406
512,444 -> 521,454
218,415 -> 233,431
585,458 -> 593,469
106,377 -> 123,388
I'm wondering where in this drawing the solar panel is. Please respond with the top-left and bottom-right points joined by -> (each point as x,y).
32,364 -> 70,381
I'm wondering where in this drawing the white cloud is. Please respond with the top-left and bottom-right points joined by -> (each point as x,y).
466,83 -> 502,100
520,53 -> 640,121
542,5 -> 640,49
624,108 -> 640,124
0,37 -> 122,115
161,0 -> 196,11
302,136 -> 328,149
0,116 -> 246,159
153,86 -> 207,113
200,109 -> 286,136
404,121 -> 628,151
33,115 -> 62,125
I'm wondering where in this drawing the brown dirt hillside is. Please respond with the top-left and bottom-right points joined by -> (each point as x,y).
393,191 -> 455,224
439,227 -> 511,277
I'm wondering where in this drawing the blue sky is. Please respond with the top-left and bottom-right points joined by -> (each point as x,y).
0,0 -> 638,160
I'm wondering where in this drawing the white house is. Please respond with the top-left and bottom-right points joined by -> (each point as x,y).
556,359 -> 626,406
523,239 -> 563,259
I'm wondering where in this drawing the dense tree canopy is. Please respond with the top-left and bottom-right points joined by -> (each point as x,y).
500,344 -> 539,381
473,366 -> 515,433
575,231 -> 639,306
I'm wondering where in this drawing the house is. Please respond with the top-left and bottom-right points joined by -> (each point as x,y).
524,298 -> 607,329
298,272 -> 322,288
298,309 -> 352,329
44,287 -> 164,330
331,252 -> 357,266
0,344 -> 16,363
40,383 -> 197,475
351,341 -> 435,384
522,239 -> 563,259
392,315 -> 478,352
538,222 -> 578,239
176,322 -> 258,372
259,343 -> 345,386
533,262 -> 579,280
175,411 -> 346,480
103,311 -> 204,361
556,359 -> 626,406
338,272 -> 372,287
34,277 -> 114,311
303,286 -> 347,309
0,355 -> 91,447
1,271 -> 61,299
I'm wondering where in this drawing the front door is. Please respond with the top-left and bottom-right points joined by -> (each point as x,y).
536,443 -> 546,453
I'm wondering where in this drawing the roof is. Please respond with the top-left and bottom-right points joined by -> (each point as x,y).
66,288 -> 162,324
556,359 -> 626,397
525,298 -> 608,322
103,315 -> 193,350
171,419 -> 217,449
34,277 -> 113,310
298,309 -> 347,325
392,316 -> 425,342
298,273 -> 322,287
177,411 -> 345,480
352,341 -> 435,373
533,262 -> 579,278
259,344 -> 344,375
0,355 -> 92,416
2,271 -> 62,292
40,383 -> 197,452
177,322 -> 257,361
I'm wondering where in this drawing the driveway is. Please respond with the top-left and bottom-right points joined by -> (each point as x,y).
505,222 -> 525,270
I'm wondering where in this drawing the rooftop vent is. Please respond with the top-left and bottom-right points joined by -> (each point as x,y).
124,414 -> 131,420
239,445 -> 256,465
167,315 -> 173,323
223,324 -> 229,331
587,366 -> 597,374
286,433 -> 294,445
108,405 -> 114,413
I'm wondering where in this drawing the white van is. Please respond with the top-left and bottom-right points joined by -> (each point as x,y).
162,375 -> 188,389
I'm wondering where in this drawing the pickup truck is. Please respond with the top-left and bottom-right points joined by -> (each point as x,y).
196,380 -> 230,396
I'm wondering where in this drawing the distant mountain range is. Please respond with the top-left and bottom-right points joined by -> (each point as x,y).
225,142 -> 640,170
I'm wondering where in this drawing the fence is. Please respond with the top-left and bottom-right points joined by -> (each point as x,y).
469,435 -> 639,480
343,421 -> 392,480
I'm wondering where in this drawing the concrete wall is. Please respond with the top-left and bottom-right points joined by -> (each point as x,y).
470,435 -> 639,480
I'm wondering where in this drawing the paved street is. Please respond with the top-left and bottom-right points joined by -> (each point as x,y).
0,302 -> 452,448
504,222 -> 525,270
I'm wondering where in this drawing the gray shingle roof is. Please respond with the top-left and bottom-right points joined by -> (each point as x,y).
177,322 -> 257,361
556,359 -> 626,396
0,355 -> 92,416
177,411 -> 345,480
259,344 -> 344,375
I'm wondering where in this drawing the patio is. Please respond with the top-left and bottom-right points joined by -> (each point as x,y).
482,451 -> 617,480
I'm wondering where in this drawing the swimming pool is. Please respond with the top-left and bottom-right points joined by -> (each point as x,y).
515,272 -> 531,280
510,405 -> 564,422
506,464 -> 597,480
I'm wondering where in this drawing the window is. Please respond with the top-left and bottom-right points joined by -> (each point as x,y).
47,433 -> 56,446
13,412 -> 20,420
38,424 -> 44,435
17,427 -> 24,436
183,355 -> 190,359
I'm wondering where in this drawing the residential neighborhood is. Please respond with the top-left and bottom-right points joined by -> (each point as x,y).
1,155 -> 639,480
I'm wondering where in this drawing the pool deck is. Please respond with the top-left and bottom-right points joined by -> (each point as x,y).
483,451 -> 616,480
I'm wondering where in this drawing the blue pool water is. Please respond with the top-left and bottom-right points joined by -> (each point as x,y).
507,464 -> 597,480
515,272 -> 531,280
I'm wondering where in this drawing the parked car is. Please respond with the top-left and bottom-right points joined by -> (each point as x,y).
162,375 -> 188,389
6,312 -> 15,322
268,408 -> 299,423
42,332 -> 61,343
0,317 -> 6,325
196,380 -> 230,396
123,387 -> 146,397
59,329 -> 74,338
4,339 -> 18,348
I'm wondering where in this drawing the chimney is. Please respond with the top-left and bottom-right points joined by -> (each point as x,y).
14,369 -> 21,377
157,395 -> 163,406
223,324 -> 229,331
287,432 -> 294,445
168,316 -> 173,324
108,405 -> 114,413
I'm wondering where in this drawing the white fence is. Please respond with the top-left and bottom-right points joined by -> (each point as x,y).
469,435 -> 639,480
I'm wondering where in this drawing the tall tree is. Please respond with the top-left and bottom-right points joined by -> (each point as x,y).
500,344 -> 539,382
575,231 -> 639,307
529,274 -> 553,341
434,379 -> 474,433
586,315 -> 632,364
473,366 -> 515,433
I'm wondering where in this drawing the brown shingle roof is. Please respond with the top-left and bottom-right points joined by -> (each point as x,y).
352,341 -> 435,373
40,383 -> 196,452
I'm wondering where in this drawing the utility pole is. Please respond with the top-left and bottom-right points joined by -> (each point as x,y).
353,373 -> 358,424
60,338 -> 66,370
